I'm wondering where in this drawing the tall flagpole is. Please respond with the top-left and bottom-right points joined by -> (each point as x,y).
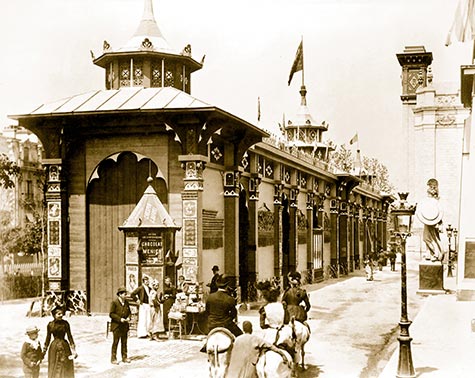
301,36 -> 304,86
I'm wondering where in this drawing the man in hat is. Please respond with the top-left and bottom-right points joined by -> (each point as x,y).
21,325 -> 42,378
282,271 -> 311,324
205,275 -> 243,337
207,265 -> 221,294
109,287 -> 131,365
131,275 -> 152,338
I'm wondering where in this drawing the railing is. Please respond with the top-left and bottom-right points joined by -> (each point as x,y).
2,262 -> 43,275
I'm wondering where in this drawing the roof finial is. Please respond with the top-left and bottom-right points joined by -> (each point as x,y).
133,0 -> 164,39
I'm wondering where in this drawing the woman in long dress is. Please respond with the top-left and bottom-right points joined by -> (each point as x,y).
162,276 -> 176,332
282,272 -> 311,324
43,306 -> 77,378
149,280 -> 165,340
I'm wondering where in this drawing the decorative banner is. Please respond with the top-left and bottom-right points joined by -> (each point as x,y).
48,220 -> 61,246
183,248 -> 197,257
126,265 -> 139,293
184,219 -> 197,246
126,236 -> 139,264
48,256 -> 61,278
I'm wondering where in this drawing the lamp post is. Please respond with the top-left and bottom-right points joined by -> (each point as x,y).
446,224 -> 454,277
390,192 -> 416,378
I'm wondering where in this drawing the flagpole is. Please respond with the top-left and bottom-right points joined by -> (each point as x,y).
301,36 -> 304,86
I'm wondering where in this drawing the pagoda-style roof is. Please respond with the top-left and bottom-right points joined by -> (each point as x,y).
286,86 -> 328,131
9,87 -> 212,117
119,181 -> 180,230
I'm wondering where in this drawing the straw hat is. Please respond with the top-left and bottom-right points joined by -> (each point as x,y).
26,325 -> 40,334
416,197 -> 443,226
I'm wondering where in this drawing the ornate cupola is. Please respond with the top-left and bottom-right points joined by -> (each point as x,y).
284,85 -> 333,160
92,0 -> 202,93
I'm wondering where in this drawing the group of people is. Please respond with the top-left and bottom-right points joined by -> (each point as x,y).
204,270 -> 311,377
21,306 -> 77,378
364,248 -> 398,281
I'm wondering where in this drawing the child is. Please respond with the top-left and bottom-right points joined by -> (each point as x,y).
21,325 -> 43,378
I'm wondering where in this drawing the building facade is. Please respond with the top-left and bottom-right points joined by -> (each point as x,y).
9,0 -> 390,313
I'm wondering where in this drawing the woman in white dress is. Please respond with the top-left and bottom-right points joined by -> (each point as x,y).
257,281 -> 285,344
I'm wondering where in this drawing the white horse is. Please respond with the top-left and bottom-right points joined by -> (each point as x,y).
205,327 -> 235,378
290,317 -> 311,370
256,324 -> 296,378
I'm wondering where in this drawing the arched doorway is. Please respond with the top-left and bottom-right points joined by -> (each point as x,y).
86,151 -> 166,313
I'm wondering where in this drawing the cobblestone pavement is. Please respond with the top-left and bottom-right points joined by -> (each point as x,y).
0,251 -> 428,378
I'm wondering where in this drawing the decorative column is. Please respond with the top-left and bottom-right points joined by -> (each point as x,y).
306,192 -> 315,271
44,159 -> 66,297
330,198 -> 339,273
289,187 -> 299,274
179,155 -> 207,283
248,173 -> 261,288
223,168 -> 241,289
348,203 -> 355,272
273,183 -> 284,279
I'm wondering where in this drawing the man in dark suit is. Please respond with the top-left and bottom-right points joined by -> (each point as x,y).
207,265 -> 220,294
109,287 -> 131,365
205,276 -> 243,337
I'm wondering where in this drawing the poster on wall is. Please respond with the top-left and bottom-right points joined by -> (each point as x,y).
141,266 -> 163,284
140,233 -> 163,264
126,265 -> 139,293
48,256 -> 61,278
126,235 -> 139,264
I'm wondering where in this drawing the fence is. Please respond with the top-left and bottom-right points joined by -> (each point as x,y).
1,263 -> 44,301
2,262 -> 43,276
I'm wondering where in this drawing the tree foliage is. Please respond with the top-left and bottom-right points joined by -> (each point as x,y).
0,153 -> 20,189
329,144 -> 354,172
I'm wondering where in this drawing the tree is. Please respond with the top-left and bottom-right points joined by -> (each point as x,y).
0,153 -> 20,189
362,156 -> 394,193
329,144 -> 354,172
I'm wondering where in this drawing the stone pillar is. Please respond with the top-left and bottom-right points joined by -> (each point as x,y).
330,198 -> 339,270
248,174 -> 261,285
306,192 -> 315,271
289,187 -> 299,274
274,183 -> 284,279
179,155 -> 207,283
339,201 -> 348,274
44,159 -> 66,293
223,169 -> 241,287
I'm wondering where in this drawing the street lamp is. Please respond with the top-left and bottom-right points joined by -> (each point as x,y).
390,192 -> 416,378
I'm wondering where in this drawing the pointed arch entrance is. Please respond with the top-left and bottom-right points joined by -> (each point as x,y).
87,151 -> 166,313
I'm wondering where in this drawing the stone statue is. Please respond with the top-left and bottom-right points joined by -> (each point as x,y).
416,178 -> 444,262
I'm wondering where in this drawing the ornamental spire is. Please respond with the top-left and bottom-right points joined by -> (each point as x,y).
133,0 -> 164,39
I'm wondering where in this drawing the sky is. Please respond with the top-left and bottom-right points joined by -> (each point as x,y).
0,0 -> 472,189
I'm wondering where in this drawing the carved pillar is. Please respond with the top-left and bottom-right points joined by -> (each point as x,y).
348,203 -> 354,272
306,192 -> 315,271
44,159 -> 67,292
179,155 -> 207,283
330,198 -> 339,270
339,201 -> 348,274
248,174 -> 261,285
223,168 -> 241,287
289,187 -> 299,274
354,205 -> 361,269
274,183 -> 284,278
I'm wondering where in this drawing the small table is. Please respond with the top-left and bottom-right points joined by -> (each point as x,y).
186,307 -> 206,335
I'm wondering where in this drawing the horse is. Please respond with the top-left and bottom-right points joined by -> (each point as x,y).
290,317 -> 311,370
205,327 -> 235,378
256,323 -> 297,378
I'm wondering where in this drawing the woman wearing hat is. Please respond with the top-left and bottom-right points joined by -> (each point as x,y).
256,280 -> 285,344
282,271 -> 311,324
44,305 -> 77,378
21,325 -> 43,378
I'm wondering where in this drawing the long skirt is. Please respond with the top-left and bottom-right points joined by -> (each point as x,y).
48,338 -> 74,378
136,303 -> 151,338
150,304 -> 165,334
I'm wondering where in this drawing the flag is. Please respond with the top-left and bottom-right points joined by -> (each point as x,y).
349,133 -> 358,145
288,41 -> 303,85
446,0 -> 475,46
257,97 -> 261,122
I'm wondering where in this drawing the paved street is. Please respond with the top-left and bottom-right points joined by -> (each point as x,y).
0,251 -> 439,378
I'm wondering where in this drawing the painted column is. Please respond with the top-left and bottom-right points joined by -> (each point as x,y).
44,159 -> 65,293
330,198 -> 339,272
306,192 -> 315,271
179,155 -> 207,283
248,174 -> 261,287
273,183 -> 284,279
289,187 -> 298,274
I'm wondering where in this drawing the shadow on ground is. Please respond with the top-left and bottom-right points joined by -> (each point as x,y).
297,364 -> 323,377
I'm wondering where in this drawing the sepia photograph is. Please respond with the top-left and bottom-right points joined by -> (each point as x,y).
1,0 -> 475,377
